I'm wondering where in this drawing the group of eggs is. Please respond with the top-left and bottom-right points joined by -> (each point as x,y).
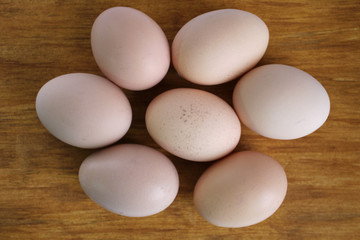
35,7 -> 330,228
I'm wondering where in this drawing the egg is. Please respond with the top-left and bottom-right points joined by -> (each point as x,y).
233,64 -> 331,139
172,9 -> 269,85
78,144 -> 179,217
35,73 -> 132,148
91,7 -> 170,91
145,88 -> 241,162
194,151 -> 287,228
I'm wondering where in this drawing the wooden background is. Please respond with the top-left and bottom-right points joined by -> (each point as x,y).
1,0 -> 359,239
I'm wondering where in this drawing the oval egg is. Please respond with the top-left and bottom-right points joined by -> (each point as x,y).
35,73 -> 132,148
91,7 -> 170,90
233,64 -> 331,139
145,88 -> 241,162
172,9 -> 269,85
79,144 -> 179,217
194,151 -> 287,228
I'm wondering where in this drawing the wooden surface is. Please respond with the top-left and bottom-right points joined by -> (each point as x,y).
1,0 -> 359,239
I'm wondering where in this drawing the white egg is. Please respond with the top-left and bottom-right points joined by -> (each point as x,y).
233,64 -> 330,139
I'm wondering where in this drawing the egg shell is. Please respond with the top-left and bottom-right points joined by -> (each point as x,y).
145,88 -> 241,162
233,64 -> 331,140
172,9 -> 269,85
79,144 -> 179,217
35,73 -> 132,148
193,151 -> 287,228
91,7 -> 170,91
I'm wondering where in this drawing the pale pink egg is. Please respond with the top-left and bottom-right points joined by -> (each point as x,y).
36,73 -> 132,148
91,7 -> 170,90
79,144 -> 179,217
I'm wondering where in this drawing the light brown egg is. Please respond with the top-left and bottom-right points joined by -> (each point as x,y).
79,144 -> 179,217
145,88 -> 241,162
36,73 -> 132,148
172,9 -> 269,85
194,151 -> 287,228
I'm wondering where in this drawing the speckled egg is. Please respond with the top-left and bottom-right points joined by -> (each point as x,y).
145,88 -> 241,162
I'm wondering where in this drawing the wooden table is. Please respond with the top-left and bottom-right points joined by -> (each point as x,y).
1,0 -> 359,239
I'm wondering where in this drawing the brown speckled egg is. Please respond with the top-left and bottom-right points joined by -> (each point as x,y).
145,88 -> 241,162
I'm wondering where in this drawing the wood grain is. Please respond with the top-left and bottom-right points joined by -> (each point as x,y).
1,0 -> 359,239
